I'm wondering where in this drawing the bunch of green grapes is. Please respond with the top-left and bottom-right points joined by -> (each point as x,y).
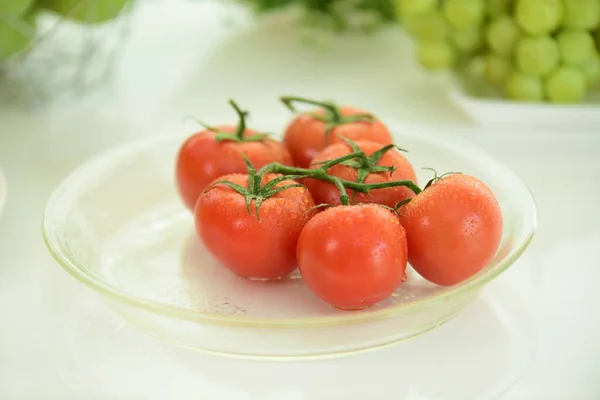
396,0 -> 600,103
1,0 -> 130,62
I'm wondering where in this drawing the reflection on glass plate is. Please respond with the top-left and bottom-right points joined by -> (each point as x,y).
48,266 -> 536,400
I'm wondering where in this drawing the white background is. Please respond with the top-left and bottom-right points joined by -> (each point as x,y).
0,1 -> 599,398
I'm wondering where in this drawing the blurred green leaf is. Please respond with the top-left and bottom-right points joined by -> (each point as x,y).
239,0 -> 398,31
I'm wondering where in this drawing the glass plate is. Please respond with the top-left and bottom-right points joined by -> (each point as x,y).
42,119 -> 537,359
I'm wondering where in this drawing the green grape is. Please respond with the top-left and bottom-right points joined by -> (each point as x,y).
39,0 -> 129,24
452,25 -> 482,53
486,15 -> 520,56
545,67 -> 587,102
563,0 -> 600,30
486,0 -> 511,17
515,0 -> 563,35
0,0 -> 33,16
581,53 -> 600,87
417,41 -> 456,69
505,72 -> 544,101
464,55 -> 486,76
557,29 -> 596,65
484,53 -> 512,85
442,0 -> 484,29
403,11 -> 449,41
0,18 -> 34,60
516,36 -> 559,76
458,56 -> 501,96
396,0 -> 439,18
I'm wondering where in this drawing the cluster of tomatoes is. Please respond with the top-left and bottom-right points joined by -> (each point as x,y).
175,97 -> 503,311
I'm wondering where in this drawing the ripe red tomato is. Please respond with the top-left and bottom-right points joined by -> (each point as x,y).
297,204 -> 408,310
399,174 -> 503,286
303,140 -> 417,207
195,173 -> 316,280
283,106 -> 393,168
176,126 -> 292,211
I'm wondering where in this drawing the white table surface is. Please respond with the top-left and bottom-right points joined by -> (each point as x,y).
1,1 -> 599,398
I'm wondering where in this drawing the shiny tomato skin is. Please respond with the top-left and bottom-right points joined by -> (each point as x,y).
176,126 -> 293,211
297,204 -> 408,310
399,174 -> 503,286
283,106 -> 393,168
303,140 -> 417,207
195,173 -> 316,280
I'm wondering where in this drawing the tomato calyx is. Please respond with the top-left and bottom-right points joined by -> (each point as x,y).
311,137 -> 409,202
190,99 -> 270,143
204,156 -> 304,220
280,95 -> 375,140
336,137 -> 406,181
421,168 -> 462,190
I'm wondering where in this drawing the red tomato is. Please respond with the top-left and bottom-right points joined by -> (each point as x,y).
195,173 -> 316,280
399,174 -> 503,286
176,126 -> 292,211
283,106 -> 393,168
303,140 -> 418,207
297,204 -> 408,310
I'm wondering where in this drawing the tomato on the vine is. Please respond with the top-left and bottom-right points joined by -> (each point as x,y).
303,140 -> 417,207
176,100 -> 292,211
195,172 -> 316,280
280,96 -> 393,168
399,174 -> 503,286
297,204 -> 408,310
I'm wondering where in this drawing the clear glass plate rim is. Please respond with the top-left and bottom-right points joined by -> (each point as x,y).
42,120 -> 538,329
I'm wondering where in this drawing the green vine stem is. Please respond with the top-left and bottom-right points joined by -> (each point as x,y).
259,151 -> 422,206
280,96 -> 342,120
204,144 -> 423,218
279,95 -> 375,139
188,99 -> 269,143
268,163 -> 422,200
229,100 -> 248,140
421,167 -> 462,190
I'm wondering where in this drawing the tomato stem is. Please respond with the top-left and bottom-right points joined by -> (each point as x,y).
394,198 -> 412,210
188,100 -> 271,143
310,151 -> 365,170
280,96 -> 341,119
280,95 -> 375,141
229,99 -> 248,140
267,164 -> 422,196
206,143 -> 422,219
332,177 -> 350,205
422,167 -> 462,190
259,141 -> 422,201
